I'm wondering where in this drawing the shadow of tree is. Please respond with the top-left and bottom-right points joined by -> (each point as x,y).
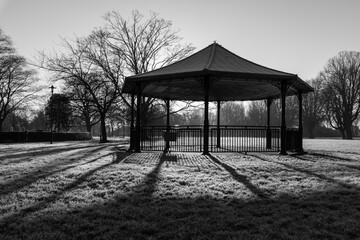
308,152 -> 357,162
0,144 -> 104,163
0,151 -> 132,227
294,153 -> 360,171
0,144 -> 113,196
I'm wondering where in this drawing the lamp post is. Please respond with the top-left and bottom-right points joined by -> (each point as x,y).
50,85 -> 55,144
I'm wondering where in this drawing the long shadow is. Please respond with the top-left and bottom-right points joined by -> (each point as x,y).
0,141 -> 89,151
337,163 -> 360,171
0,140 -> 126,163
0,144 -> 113,196
0,144 -> 105,163
307,152 -> 357,162
293,154 -> 360,172
0,145 -> 52,154
207,154 -> 270,200
252,154 -> 359,190
3,187 -> 360,239
0,151 -> 133,226
2,153 -> 360,239
289,154 -> 317,163
132,153 -> 172,197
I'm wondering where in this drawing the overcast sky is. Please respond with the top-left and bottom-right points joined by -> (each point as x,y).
1,0 -> 359,81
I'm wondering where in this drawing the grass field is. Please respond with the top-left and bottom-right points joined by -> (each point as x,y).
1,138 -> 360,239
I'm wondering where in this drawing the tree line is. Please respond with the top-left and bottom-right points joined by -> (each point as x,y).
1,10 -> 359,141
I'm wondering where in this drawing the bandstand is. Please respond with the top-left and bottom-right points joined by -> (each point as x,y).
122,43 -> 313,155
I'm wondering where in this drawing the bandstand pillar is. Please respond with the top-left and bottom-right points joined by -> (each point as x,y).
216,100 -> 221,148
266,98 -> 273,149
164,99 -> 170,153
297,91 -> 304,153
135,83 -> 142,153
280,81 -> 287,155
203,77 -> 210,155
128,93 -> 135,152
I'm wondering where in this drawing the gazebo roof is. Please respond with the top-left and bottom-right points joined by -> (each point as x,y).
122,42 -> 313,101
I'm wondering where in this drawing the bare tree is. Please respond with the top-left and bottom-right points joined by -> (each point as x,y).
38,11 -> 193,140
0,29 -> 39,132
321,51 -> 360,139
82,30 -> 126,140
67,83 -> 100,132
246,101 -> 266,126
103,10 -> 195,125
245,97 -> 298,127
220,102 -> 246,125
0,29 -> 14,54
302,77 -> 326,138
38,31 -> 124,142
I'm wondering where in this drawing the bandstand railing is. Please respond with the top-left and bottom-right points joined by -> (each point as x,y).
210,126 -> 280,153
137,125 -> 282,153
140,126 -> 203,152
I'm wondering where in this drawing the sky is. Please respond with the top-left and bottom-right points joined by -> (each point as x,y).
0,0 -> 360,82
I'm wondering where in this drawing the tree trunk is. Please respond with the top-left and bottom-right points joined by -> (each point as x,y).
110,121 -> 114,137
84,112 -> 92,133
85,118 -> 92,133
345,126 -> 353,139
0,121 -> 3,143
340,129 -> 346,139
99,113 -> 107,143
343,114 -> 353,139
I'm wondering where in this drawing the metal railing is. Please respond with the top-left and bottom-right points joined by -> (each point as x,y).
138,125 -> 281,153
210,126 -> 280,153
140,126 -> 203,152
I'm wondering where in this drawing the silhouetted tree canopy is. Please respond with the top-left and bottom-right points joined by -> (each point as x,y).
38,10 -> 194,141
104,10 -> 195,126
0,28 -> 39,132
45,93 -> 73,132
321,51 -> 360,139
220,102 -> 246,125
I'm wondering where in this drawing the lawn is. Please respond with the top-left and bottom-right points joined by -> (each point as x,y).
1,138 -> 360,239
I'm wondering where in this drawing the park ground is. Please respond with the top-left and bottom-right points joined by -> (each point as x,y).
0,138 -> 360,239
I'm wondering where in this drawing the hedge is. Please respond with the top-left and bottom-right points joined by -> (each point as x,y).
0,131 -> 92,143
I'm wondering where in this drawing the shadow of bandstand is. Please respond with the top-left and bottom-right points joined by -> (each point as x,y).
122,152 -> 222,170
1,151 -> 360,239
125,152 -> 269,200
206,154 -> 270,199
